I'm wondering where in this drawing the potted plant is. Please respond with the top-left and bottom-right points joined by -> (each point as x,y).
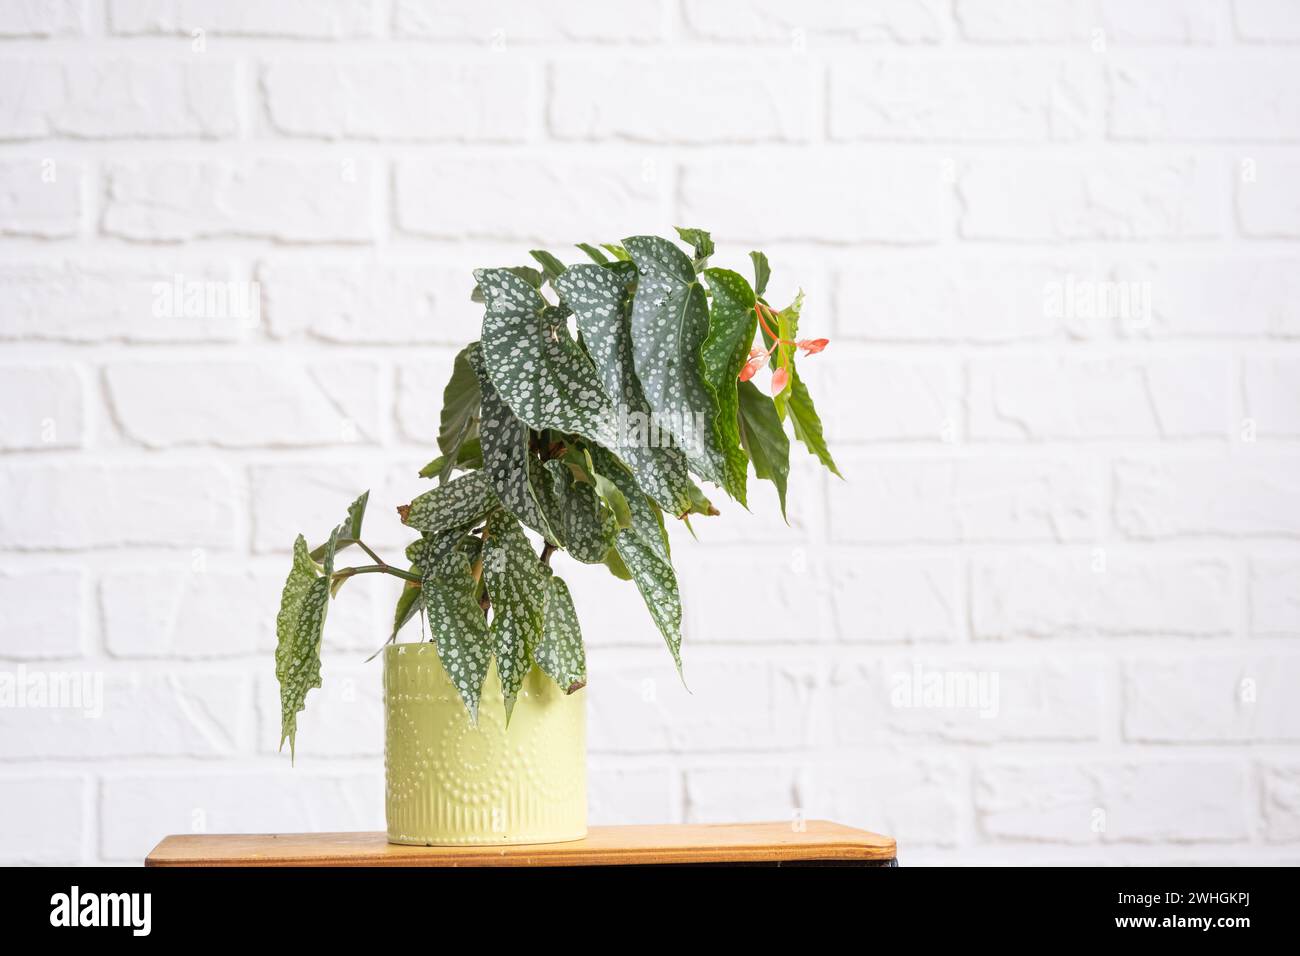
274,229 -> 838,846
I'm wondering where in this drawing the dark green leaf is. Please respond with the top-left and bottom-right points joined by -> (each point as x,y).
622,235 -> 729,489
701,268 -> 758,506
749,251 -> 771,297
435,345 -> 481,485
418,437 -> 482,479
419,545 -> 491,722
537,574 -> 586,693
482,510 -> 545,719
529,249 -> 567,284
310,489 -> 369,561
544,459 -> 615,564
554,263 -> 695,516
674,226 -> 714,270
576,242 -> 609,264
737,380 -> 790,519
466,342 -> 560,544
400,470 -> 497,535
588,446 -> 682,674
476,268 -> 622,449
787,365 -> 842,479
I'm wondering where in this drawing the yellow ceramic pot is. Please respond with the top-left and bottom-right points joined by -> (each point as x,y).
383,643 -> 587,846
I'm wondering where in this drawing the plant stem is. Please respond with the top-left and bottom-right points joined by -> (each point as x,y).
332,564 -> 421,585
540,542 -> 557,567
356,539 -> 385,566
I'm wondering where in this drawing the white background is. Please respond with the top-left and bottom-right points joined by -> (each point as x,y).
1,0 -> 1299,865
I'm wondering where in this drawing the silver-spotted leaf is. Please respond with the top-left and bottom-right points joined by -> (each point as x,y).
476,268 -> 621,449
420,544 -> 492,722
466,342 -> 559,544
482,510 -> 545,719
400,469 -> 497,535
554,263 -> 694,516
537,573 -> 586,693
701,268 -> 758,506
275,528 -> 338,761
588,446 -> 682,673
622,235 -> 728,489
543,458 -> 615,564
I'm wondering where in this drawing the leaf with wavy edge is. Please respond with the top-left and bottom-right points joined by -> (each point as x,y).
588,445 -> 682,674
787,365 -> 842,479
310,490 -> 368,561
622,235 -> 728,490
400,470 -> 497,535
537,573 -> 586,693
701,268 -> 758,506
465,342 -> 559,544
476,267 -> 621,450
276,527 -> 338,762
737,380 -> 790,519
554,263 -> 694,516
482,510 -> 545,720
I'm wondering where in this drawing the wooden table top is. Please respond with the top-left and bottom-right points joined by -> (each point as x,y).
146,821 -> 896,867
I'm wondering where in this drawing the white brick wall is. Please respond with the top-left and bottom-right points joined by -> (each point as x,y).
1,0 -> 1298,867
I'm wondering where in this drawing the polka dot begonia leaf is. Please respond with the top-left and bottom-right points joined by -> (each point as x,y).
475,267 -> 621,449
466,341 -> 559,545
622,235 -> 729,491
401,469 -> 497,536
588,445 -> 682,674
481,509 -> 546,721
553,262 -> 695,517
536,573 -> 587,694
275,526 -> 338,762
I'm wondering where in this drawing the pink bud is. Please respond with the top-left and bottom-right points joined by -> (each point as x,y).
770,366 -> 789,395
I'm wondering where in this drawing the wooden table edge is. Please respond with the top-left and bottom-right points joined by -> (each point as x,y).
146,823 -> 897,868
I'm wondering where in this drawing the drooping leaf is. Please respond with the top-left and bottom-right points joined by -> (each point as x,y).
310,489 -> 369,561
418,436 -> 482,479
435,345 -> 481,484
417,542 -> 491,723
275,528 -> 338,761
543,458 -> 616,563
786,365 -> 842,479
602,545 -> 633,580
749,251 -> 771,298
391,578 -> 422,638
576,242 -> 610,264
481,510 -> 545,719
737,380 -> 790,519
465,342 -> 559,544
529,249 -> 567,285
588,445 -> 682,674
476,267 -> 621,449
674,226 -> 714,270
701,268 -> 758,506
399,470 -> 497,535
623,235 -> 729,489
554,263 -> 694,516
536,573 -> 586,693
